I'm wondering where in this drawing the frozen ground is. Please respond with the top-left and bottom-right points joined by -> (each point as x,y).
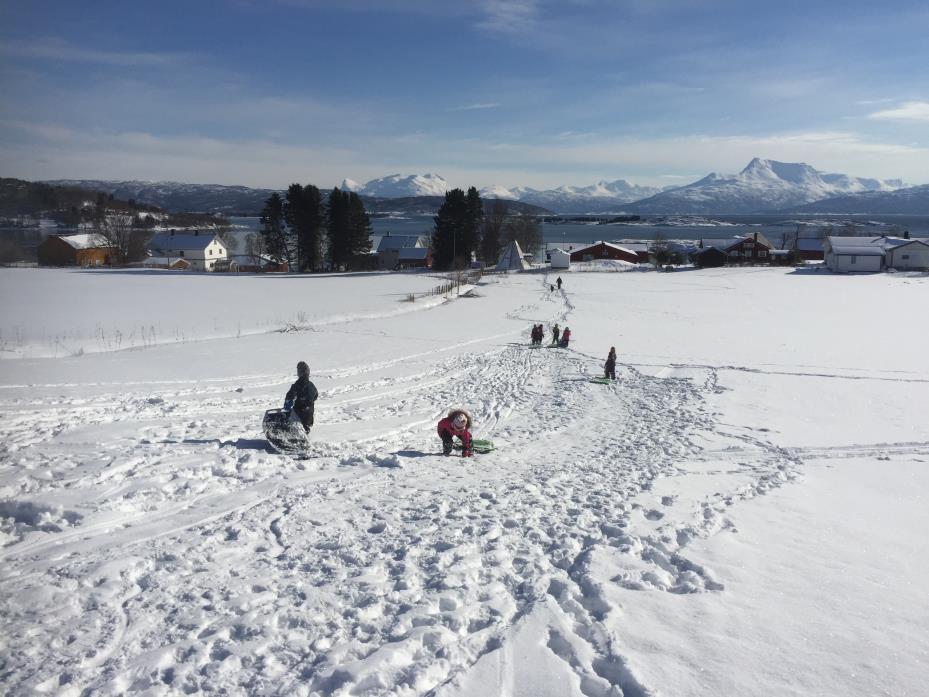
0,266 -> 927,696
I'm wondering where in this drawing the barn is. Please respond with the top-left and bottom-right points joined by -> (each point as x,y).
37,234 -> 114,267
569,241 -> 639,264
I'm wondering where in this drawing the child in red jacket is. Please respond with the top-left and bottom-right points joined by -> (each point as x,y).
437,409 -> 473,457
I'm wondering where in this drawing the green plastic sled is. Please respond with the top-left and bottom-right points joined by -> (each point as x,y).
454,439 -> 496,454
589,377 -> 612,384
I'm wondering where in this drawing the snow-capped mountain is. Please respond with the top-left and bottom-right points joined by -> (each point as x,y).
625,159 -> 904,214
479,180 -> 668,212
353,173 -> 450,198
340,178 -> 362,193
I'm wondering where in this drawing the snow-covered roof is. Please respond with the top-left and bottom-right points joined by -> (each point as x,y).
55,233 -> 110,250
143,256 -> 189,266
826,237 -> 887,256
700,237 -> 743,250
149,232 -> 220,251
573,241 -> 638,256
376,235 -> 426,251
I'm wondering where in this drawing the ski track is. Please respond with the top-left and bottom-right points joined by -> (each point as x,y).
0,280 -> 855,696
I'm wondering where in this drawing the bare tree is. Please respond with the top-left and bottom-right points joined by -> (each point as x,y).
650,232 -> 670,268
503,214 -> 542,260
94,211 -> 135,265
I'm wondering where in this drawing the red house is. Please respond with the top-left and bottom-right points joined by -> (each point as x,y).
569,241 -> 639,264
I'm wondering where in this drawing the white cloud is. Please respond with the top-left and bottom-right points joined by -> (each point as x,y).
448,102 -> 501,112
476,0 -> 540,35
0,37 -> 188,67
867,101 -> 929,123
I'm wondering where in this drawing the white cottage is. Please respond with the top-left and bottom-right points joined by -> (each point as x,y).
823,237 -> 885,273
148,231 -> 228,271
885,239 -> 929,271
549,248 -> 571,270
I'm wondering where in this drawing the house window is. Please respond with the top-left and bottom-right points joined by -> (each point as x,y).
902,254 -> 910,260
850,255 -> 857,264
759,250 -> 767,258
209,249 -> 213,255
179,250 -> 185,257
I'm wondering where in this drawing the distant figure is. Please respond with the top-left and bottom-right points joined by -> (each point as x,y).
284,361 -> 319,432
550,284 -> 555,292
551,323 -> 561,345
604,346 -> 616,380
559,327 -> 571,348
556,276 -> 563,290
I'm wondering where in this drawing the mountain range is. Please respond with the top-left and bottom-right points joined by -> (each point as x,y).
43,159 -> 920,215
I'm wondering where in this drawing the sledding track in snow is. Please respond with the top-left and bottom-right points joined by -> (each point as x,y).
0,274 -> 845,696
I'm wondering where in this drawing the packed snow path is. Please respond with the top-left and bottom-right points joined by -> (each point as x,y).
1,267 -> 927,696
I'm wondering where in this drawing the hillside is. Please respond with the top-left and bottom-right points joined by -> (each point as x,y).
785,183 -> 929,214
1,267 -> 927,696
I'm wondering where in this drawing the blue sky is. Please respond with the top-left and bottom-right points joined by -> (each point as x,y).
1,0 -> 927,189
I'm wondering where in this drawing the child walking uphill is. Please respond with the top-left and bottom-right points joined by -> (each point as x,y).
604,346 -> 617,380
437,408 -> 473,457
284,361 -> 319,432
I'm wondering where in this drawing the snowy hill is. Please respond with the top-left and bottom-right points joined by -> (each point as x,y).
624,158 -> 903,214
786,183 -> 929,214
1,267 -> 927,696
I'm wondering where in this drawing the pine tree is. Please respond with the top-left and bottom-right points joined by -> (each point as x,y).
259,192 -> 290,265
347,192 -> 373,266
432,188 -> 468,270
285,184 -> 323,272
326,187 -> 351,269
464,187 -> 484,263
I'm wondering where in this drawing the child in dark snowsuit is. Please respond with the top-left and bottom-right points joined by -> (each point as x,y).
437,409 -> 472,457
284,361 -> 319,432
604,346 -> 617,380
556,277 -> 563,290
559,327 -> 572,348
551,323 -> 561,345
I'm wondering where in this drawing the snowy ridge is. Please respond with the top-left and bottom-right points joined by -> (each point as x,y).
625,158 -> 904,214
354,173 -> 451,198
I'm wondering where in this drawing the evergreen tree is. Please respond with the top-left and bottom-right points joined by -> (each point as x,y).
464,187 -> 483,263
326,187 -> 351,269
431,188 -> 469,270
285,183 -> 323,272
346,192 -> 373,266
259,192 -> 290,265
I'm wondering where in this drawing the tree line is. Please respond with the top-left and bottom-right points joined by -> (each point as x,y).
254,185 -> 372,272
431,187 -> 542,270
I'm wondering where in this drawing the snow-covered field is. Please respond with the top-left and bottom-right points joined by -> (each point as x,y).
1,266 -> 927,696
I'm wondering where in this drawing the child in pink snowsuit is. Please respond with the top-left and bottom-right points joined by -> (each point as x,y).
437,409 -> 472,457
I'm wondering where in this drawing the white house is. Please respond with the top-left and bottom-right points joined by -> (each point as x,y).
823,236 -> 885,273
148,231 -> 228,272
885,239 -> 929,271
549,248 -> 570,270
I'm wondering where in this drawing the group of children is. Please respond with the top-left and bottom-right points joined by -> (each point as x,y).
530,323 -> 572,348
283,362 -> 475,458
